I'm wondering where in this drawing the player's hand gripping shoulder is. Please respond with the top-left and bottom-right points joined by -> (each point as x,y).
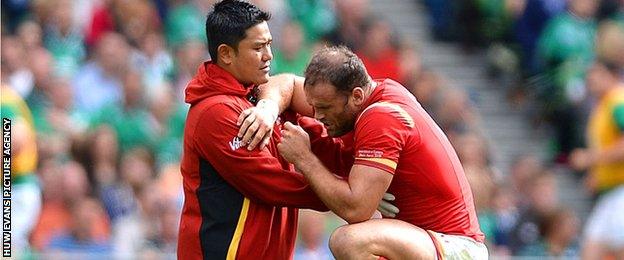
237,99 -> 279,150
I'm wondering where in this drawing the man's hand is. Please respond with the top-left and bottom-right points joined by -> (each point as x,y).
377,193 -> 399,218
237,99 -> 279,150
569,148 -> 596,171
277,122 -> 312,163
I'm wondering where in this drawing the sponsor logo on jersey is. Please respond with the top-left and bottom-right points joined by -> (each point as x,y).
229,136 -> 244,151
357,149 -> 384,158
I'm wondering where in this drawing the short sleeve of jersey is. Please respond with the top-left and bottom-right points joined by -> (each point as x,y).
613,103 -> 624,131
353,104 -> 413,174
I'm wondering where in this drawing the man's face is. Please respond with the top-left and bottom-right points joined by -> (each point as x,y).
586,63 -> 608,97
229,21 -> 273,85
570,0 -> 597,18
306,83 -> 359,137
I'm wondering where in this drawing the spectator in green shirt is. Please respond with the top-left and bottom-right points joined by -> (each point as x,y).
90,70 -> 158,153
286,0 -> 336,44
44,0 -> 86,77
147,84 -> 187,168
271,21 -> 312,76
535,0 -> 598,160
165,0 -> 207,49
537,0 -> 597,100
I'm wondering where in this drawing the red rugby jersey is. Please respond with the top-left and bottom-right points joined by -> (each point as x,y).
309,79 -> 484,242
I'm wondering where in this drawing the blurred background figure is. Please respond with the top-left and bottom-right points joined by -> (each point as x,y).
518,207 -> 580,257
534,0 -> 599,163
271,20 -> 311,76
570,21 -> 624,259
72,32 -> 129,113
164,0 -> 209,50
405,68 -> 443,114
44,197 -> 111,255
328,0 -> 368,49
286,0 -> 336,44
172,39 -> 207,99
1,36 -> 34,97
1,84 -> 41,257
295,210 -> 332,260
509,171 -> 560,254
132,32 -> 174,91
42,0 -> 86,78
32,160 -> 110,253
356,18 -> 401,82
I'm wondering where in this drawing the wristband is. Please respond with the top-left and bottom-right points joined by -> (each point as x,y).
257,99 -> 279,122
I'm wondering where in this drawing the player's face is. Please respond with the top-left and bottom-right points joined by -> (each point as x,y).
306,83 -> 359,137
230,21 -> 273,85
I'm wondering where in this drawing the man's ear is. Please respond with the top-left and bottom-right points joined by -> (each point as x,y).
217,44 -> 235,65
351,87 -> 365,106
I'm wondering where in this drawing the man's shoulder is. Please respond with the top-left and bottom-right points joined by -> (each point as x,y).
609,86 -> 624,102
185,95 -> 248,137
358,102 -> 415,129
184,96 -> 248,151
189,95 -> 247,116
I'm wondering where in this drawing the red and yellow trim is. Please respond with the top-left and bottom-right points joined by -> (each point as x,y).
426,230 -> 446,260
356,157 -> 397,170
354,158 -> 397,175
226,198 -> 250,259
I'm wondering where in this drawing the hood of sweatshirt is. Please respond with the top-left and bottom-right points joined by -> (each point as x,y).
185,61 -> 255,105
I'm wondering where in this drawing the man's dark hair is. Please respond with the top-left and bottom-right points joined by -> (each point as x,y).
304,46 -> 370,93
205,0 -> 270,62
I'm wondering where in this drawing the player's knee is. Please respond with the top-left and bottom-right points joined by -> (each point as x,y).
329,225 -> 355,256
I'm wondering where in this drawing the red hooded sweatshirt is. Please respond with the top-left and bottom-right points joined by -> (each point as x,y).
178,62 -> 327,260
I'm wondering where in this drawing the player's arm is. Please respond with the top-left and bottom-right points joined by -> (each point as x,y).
595,137 -> 624,165
237,74 -> 312,150
10,119 -> 30,155
195,103 -> 327,211
257,73 -> 312,116
279,107 -> 408,223
278,122 -> 393,223
301,154 -> 391,223
571,103 -> 624,170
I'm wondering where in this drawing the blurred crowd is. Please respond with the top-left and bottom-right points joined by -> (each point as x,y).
1,0 -> 623,259
424,0 -> 624,258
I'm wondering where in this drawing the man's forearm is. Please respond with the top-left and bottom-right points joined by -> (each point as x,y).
296,153 -> 372,223
257,74 -> 296,113
258,74 -> 313,116
596,137 -> 624,165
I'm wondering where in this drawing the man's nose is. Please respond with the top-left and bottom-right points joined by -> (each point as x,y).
263,47 -> 273,61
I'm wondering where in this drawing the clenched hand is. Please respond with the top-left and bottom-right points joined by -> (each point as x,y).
277,122 -> 312,163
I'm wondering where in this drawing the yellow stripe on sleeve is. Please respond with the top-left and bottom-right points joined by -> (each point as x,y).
356,157 -> 397,170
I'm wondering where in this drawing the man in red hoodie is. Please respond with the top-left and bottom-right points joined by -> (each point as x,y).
178,1 -> 329,259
